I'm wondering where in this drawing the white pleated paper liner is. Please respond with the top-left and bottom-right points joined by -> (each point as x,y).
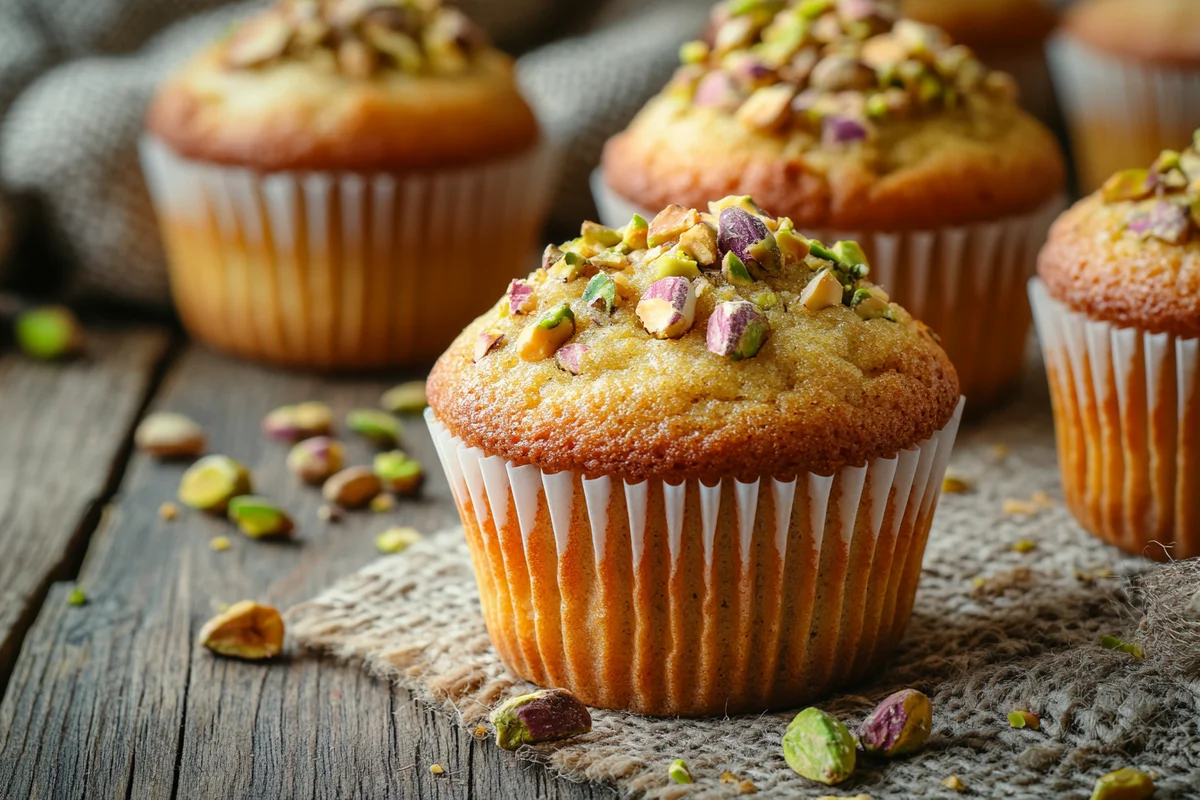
591,169 -> 1062,409
1050,33 -> 1200,194
424,399 -> 964,716
140,136 -> 556,369
1029,278 -> 1200,561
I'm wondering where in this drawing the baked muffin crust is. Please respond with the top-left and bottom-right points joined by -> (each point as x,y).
902,0 -> 1058,55
428,198 -> 960,483
147,0 -> 538,171
1064,0 -> 1200,67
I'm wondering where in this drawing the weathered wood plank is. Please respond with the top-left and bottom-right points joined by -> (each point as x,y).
0,328 -> 170,687
0,345 -> 614,800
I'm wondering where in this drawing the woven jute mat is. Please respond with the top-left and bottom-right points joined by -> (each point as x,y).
288,362 -> 1200,798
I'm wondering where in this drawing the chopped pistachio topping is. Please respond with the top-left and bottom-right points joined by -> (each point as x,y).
671,0 -> 1016,139
1104,130 -> 1200,244
222,0 -> 488,78
1007,710 -> 1039,730
1098,634 -> 1144,660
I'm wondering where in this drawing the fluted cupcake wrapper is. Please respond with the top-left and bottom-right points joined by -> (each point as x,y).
425,400 -> 964,716
141,136 -> 556,369
1030,279 -> 1200,561
591,170 -> 1061,410
1050,34 -> 1200,194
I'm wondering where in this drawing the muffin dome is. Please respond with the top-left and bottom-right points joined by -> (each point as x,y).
1038,135 -> 1200,338
601,0 -> 1063,230
902,0 -> 1058,57
147,0 -> 538,171
1063,0 -> 1200,66
428,197 -> 960,483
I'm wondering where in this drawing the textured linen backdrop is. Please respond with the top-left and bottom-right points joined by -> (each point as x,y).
0,0 -> 712,302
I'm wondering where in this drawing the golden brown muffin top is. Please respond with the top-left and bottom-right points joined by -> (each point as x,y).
601,0 -> 1064,230
902,0 -> 1058,54
146,0 -> 538,171
1038,133 -> 1200,338
428,197 -> 960,483
1064,0 -> 1200,66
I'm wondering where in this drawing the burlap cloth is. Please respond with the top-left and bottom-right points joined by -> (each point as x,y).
287,358 -> 1200,799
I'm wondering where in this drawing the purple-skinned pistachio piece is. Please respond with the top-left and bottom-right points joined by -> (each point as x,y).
859,689 -> 932,757
489,689 -> 592,751
693,71 -> 744,111
636,277 -> 696,339
822,115 -> 869,145
582,273 -> 617,313
718,207 -> 781,276
555,343 -> 590,375
262,401 -> 333,442
707,301 -> 770,360
474,330 -> 504,362
1127,201 -> 1191,244
287,436 -> 344,484
508,279 -> 536,315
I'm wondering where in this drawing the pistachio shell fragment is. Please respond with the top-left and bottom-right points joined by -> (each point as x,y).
637,277 -> 696,339
15,306 -> 84,360
490,689 -> 592,750
135,412 -> 207,459
179,455 -> 253,512
228,495 -> 295,539
198,600 -> 284,660
517,303 -> 576,361
707,301 -> 770,360
373,451 -> 425,495
262,401 -> 333,442
380,380 -> 427,414
859,689 -> 932,757
782,707 -> 856,785
322,466 -> 383,509
346,409 -> 402,447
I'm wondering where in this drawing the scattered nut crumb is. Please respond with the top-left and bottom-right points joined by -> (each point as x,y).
159,501 -> 180,521
210,536 -> 232,552
971,567 -> 1034,598
67,587 -> 87,606
472,725 -> 488,739
1008,710 -> 1040,730
369,493 -> 396,513
972,577 -> 986,588
1032,490 -> 1054,508
1099,634 -> 1144,660
990,443 -> 1009,460
376,526 -> 421,554
738,780 -> 758,795
429,763 -> 444,775
1003,499 -> 1039,516
941,775 -> 965,791
1073,569 -> 1095,587
317,504 -> 342,522
942,475 -> 971,494
1011,539 -> 1037,553
719,770 -> 738,784
668,758 -> 692,784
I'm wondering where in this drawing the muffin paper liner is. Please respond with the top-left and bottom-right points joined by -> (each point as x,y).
1030,279 -> 1200,561
1050,34 -> 1200,193
141,136 -> 555,369
592,170 -> 1062,409
424,399 -> 964,716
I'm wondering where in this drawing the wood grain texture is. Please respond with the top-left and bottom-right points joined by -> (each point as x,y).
0,328 -> 170,687
0,343 -> 614,800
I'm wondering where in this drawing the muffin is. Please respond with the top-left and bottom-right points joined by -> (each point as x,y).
1032,135 -> 1200,562
596,0 -> 1065,411
903,0 -> 1060,124
142,0 -> 549,369
425,196 -> 963,716
1051,0 -> 1200,194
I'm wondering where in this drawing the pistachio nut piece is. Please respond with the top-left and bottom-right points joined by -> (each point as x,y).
648,204 -> 701,249
678,222 -> 720,266
228,495 -> 295,539
322,466 -> 383,509
375,525 -> 421,554
380,380 -> 427,414
800,269 -> 846,311
582,273 -> 618,313
15,306 -> 84,360
507,279 -> 536,315
859,689 -> 932,757
516,303 -> 576,361
287,436 -> 344,484
373,451 -> 424,495
637,277 -> 696,339
782,707 -> 856,785
489,688 -> 592,750
555,343 -> 590,375
135,412 -> 207,459
1090,768 -> 1155,800
198,600 -> 284,660
179,455 -> 253,512
262,401 -> 333,441
474,330 -> 504,362
718,207 -> 781,276
649,249 -> 701,280
622,214 -> 649,251
707,301 -> 770,360
346,409 -> 402,447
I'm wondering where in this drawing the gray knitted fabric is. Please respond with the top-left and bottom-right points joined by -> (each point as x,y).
0,0 -> 710,302
288,364 -> 1200,799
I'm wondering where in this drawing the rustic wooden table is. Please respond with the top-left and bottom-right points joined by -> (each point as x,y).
0,327 -> 615,799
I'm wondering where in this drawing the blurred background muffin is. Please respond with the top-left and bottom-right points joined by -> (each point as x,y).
1032,132 -> 1200,561
1051,0 -> 1200,194
427,197 -> 963,715
142,0 -> 549,369
596,0 -> 1066,411
903,0 -> 1060,126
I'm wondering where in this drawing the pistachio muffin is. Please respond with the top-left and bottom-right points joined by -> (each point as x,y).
1033,134 -> 1200,562
596,0 -> 1064,411
1051,0 -> 1200,194
902,0 -> 1059,124
142,0 -> 548,369
425,196 -> 963,716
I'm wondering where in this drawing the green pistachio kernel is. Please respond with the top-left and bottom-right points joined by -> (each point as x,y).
775,221 -> 811,263
622,214 -> 649,251
1099,634 -> 1144,660
582,273 -> 618,313
376,526 -> 422,554
722,251 -> 755,285
588,247 -> 630,269
1102,169 -> 1152,203
782,707 -> 856,785
650,249 -> 701,280
346,409 -> 402,447
830,240 -> 869,269
517,303 -> 576,361
550,251 -> 590,282
380,381 -> 427,414
668,759 -> 692,784
580,221 -> 623,249
228,495 -> 295,539
1090,767 -> 1155,800
15,306 -> 84,360
754,291 -> 779,309
679,40 -> 709,64
67,587 -> 87,606
798,0 -> 834,19
179,455 -> 253,512
373,450 -> 425,495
